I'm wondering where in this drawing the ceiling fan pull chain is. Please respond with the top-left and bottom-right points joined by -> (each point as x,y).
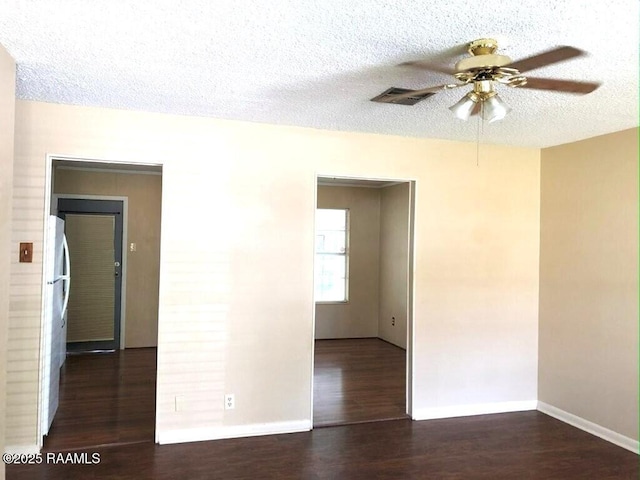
476,102 -> 482,167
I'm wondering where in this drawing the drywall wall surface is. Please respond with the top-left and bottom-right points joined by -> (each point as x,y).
378,182 -> 410,349
0,42 -> 15,480
8,100 -> 540,446
539,127 -> 639,440
315,185 -> 380,339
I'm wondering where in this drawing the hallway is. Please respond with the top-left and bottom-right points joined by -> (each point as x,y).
43,348 -> 156,452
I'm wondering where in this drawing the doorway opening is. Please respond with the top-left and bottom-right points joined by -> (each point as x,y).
312,176 -> 415,427
39,156 -> 162,451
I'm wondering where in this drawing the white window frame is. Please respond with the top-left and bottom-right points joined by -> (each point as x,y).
314,208 -> 349,304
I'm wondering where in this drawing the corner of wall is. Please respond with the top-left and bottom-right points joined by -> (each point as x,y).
0,42 -> 16,480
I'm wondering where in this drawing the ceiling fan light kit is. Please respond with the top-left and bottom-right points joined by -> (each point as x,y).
448,78 -> 512,123
449,92 -> 480,121
482,93 -> 511,123
372,38 -> 601,124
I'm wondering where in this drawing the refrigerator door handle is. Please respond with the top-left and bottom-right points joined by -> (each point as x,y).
61,233 -> 71,319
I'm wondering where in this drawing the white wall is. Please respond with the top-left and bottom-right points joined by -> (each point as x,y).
378,183 -> 410,349
315,185 -> 381,339
0,43 -> 15,480
539,128 -> 639,443
7,100 -> 540,447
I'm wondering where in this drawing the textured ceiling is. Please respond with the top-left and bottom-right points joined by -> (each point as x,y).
0,0 -> 637,148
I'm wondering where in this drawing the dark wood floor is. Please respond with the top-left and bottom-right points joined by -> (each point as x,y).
43,338 -> 404,451
42,347 -> 156,452
8,412 -> 638,479
313,338 -> 407,426
8,340 -> 637,478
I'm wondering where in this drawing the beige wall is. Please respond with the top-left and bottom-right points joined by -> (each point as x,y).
0,44 -> 15,480
315,186 -> 381,338
54,168 -> 162,348
7,100 -> 540,447
378,183 -> 411,349
539,128 -> 639,441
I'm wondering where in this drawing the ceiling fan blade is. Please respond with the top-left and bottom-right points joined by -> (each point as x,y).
397,60 -> 455,75
398,43 -> 467,74
520,77 -> 601,94
507,46 -> 586,74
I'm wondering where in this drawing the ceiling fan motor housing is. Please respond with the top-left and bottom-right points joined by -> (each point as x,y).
468,38 -> 499,55
455,54 -> 513,73
455,38 -> 514,73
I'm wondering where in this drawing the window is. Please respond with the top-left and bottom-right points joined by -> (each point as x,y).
315,208 -> 349,302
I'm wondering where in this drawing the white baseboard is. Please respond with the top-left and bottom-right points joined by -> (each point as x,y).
157,419 -> 311,445
413,400 -> 537,421
537,401 -> 639,454
3,444 -> 40,455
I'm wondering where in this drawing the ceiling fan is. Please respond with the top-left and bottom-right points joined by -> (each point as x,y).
371,38 -> 601,123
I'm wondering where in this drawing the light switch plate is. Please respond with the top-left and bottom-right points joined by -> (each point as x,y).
19,243 -> 33,263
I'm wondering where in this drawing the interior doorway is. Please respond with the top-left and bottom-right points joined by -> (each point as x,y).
39,156 -> 162,450
312,176 -> 415,427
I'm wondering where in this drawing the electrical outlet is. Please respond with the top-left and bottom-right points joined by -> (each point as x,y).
225,393 -> 235,410
175,395 -> 185,412
391,317 -> 395,326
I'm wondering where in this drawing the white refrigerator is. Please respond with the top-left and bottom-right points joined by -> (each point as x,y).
41,215 -> 71,436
